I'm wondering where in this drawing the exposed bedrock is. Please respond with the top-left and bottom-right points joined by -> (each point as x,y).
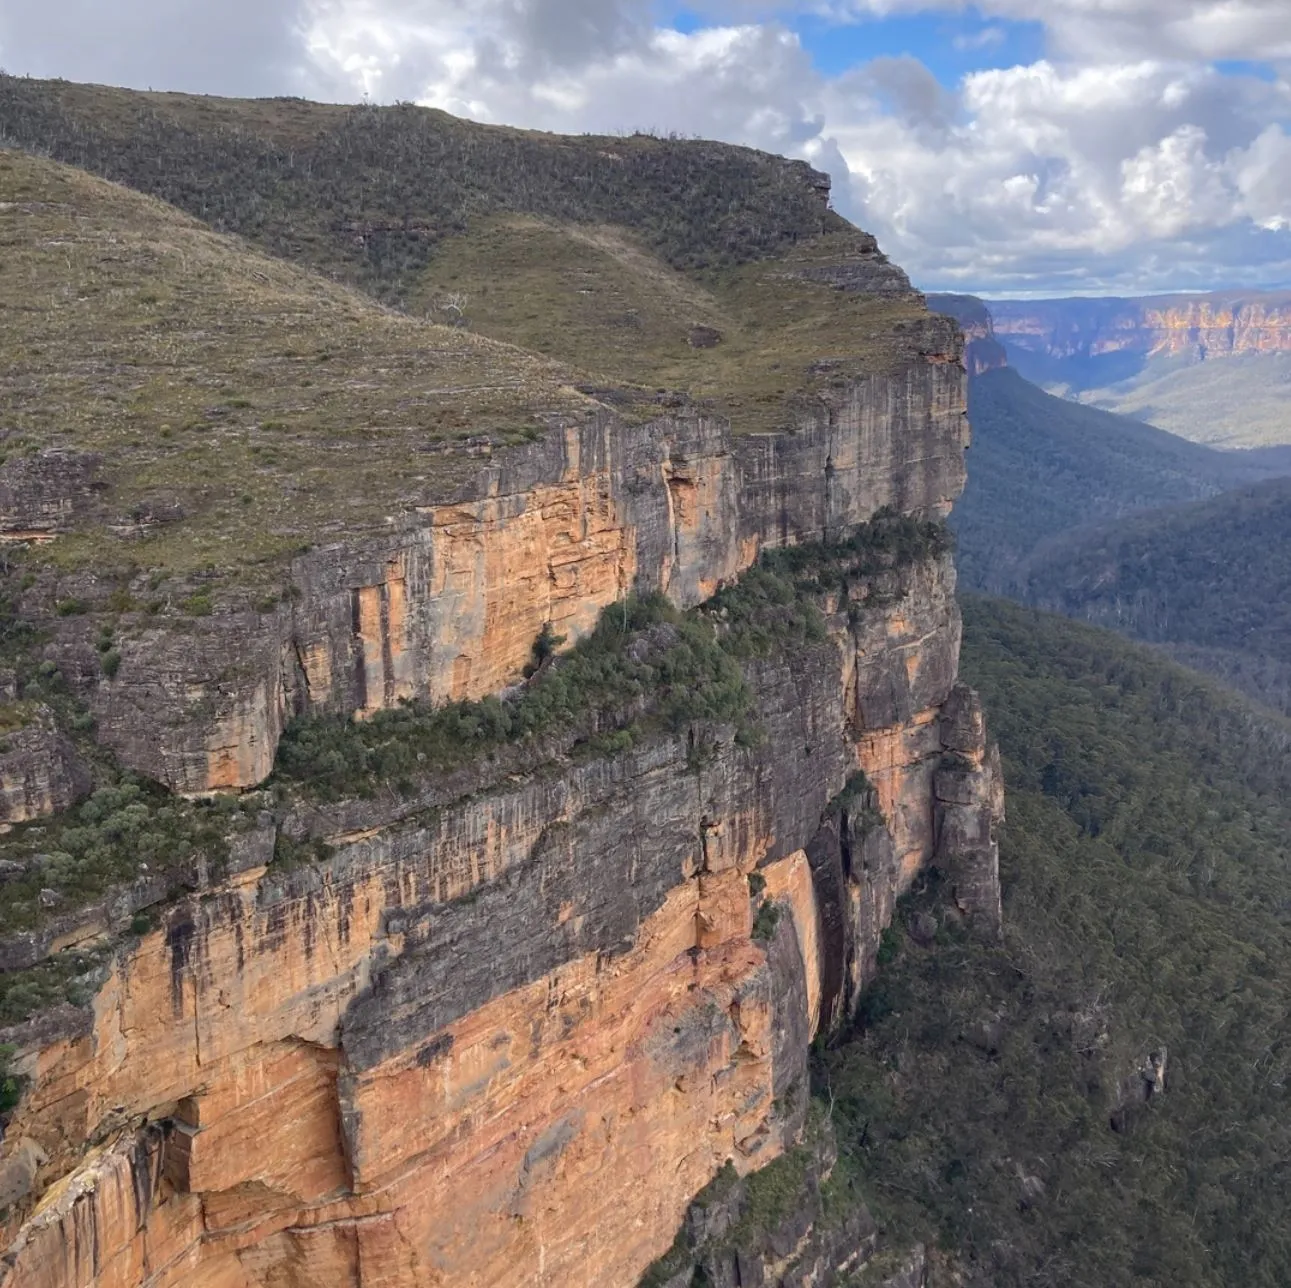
0,540 -> 1002,1288
22,340 -> 966,794
988,294 -> 1291,361
0,716 -> 91,827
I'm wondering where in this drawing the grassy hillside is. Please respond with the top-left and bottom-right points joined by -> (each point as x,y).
0,76 -> 932,437
819,598 -> 1291,1285
1018,477 -> 1291,716
0,75 -> 840,292
950,367 -> 1285,591
0,148 -> 599,587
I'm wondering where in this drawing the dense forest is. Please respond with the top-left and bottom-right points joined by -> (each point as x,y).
951,367 -> 1289,591
817,597 -> 1291,1285
1018,477 -> 1291,716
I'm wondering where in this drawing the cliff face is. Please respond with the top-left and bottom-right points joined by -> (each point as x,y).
927,295 -> 1008,378
0,539 -> 1000,1288
989,292 -> 1291,363
0,100 -> 999,1288
24,346 -> 965,797
0,349 -> 999,1287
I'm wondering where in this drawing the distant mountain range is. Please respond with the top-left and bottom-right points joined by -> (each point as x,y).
929,292 -> 1291,716
927,295 -> 1291,592
978,291 -> 1291,447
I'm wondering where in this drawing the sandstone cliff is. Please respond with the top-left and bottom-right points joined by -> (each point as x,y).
0,522 -> 999,1288
927,296 -> 1008,378
988,291 -> 1291,363
0,99 -> 1000,1288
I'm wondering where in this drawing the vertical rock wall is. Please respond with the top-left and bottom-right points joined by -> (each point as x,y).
39,334 -> 967,795
0,533 -> 1002,1288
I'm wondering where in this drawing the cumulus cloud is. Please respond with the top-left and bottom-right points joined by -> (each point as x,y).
826,57 -> 1291,289
784,0 -> 1291,63
1,0 -> 1289,291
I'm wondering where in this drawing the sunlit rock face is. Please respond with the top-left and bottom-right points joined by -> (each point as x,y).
0,268 -> 1000,1288
989,293 -> 1291,363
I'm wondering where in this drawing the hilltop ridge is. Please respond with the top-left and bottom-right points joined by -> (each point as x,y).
0,81 -> 995,1288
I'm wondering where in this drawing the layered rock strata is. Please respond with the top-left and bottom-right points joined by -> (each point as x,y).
0,222 -> 1004,1288
0,531 -> 1001,1288
0,716 -> 90,827
989,292 -> 1291,362
927,295 -> 1008,378
10,334 -> 966,797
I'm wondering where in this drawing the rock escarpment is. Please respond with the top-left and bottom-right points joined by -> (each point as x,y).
0,501 -> 1001,1286
19,349 -> 965,796
0,110 -> 998,1288
988,291 -> 1291,363
0,420 -> 999,1288
927,295 -> 1008,378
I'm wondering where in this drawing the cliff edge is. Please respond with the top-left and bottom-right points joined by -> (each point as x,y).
0,90 -> 1000,1288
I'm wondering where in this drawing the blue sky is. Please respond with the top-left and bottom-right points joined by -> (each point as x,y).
2,0 -> 1289,295
704,8 -> 1046,82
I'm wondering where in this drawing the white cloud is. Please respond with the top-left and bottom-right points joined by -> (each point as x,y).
0,0 -> 311,97
1231,125 -> 1291,230
952,26 -> 1006,52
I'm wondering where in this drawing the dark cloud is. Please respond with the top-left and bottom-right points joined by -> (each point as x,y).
847,54 -> 955,133
496,0 -> 650,71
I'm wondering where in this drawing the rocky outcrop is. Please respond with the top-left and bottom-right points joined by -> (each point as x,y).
0,450 -> 105,544
783,232 -> 913,297
0,525 -> 1002,1288
988,291 -> 1291,363
0,171 -> 1001,1285
639,1112 -> 883,1288
23,334 -> 966,795
0,714 -> 91,826
928,295 -> 1009,377
934,685 -> 1004,934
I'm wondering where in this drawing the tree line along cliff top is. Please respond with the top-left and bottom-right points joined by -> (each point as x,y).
0,76 -> 943,587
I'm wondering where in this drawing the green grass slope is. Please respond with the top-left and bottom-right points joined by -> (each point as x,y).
0,75 -> 839,292
0,76 -> 932,437
819,598 -> 1291,1286
1018,477 -> 1291,716
0,148 -> 597,587
951,367 -> 1288,592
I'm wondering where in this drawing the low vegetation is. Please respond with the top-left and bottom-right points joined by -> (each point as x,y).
1,76 -> 932,467
0,148 -> 602,587
0,511 -> 944,1018
0,780 -> 242,939
412,217 -> 927,435
0,582 -> 255,945
0,948 -> 113,1030
274,591 -> 758,799
815,598 -> 1291,1285
1007,340 -> 1291,449
0,76 -> 841,296
274,512 -> 943,800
